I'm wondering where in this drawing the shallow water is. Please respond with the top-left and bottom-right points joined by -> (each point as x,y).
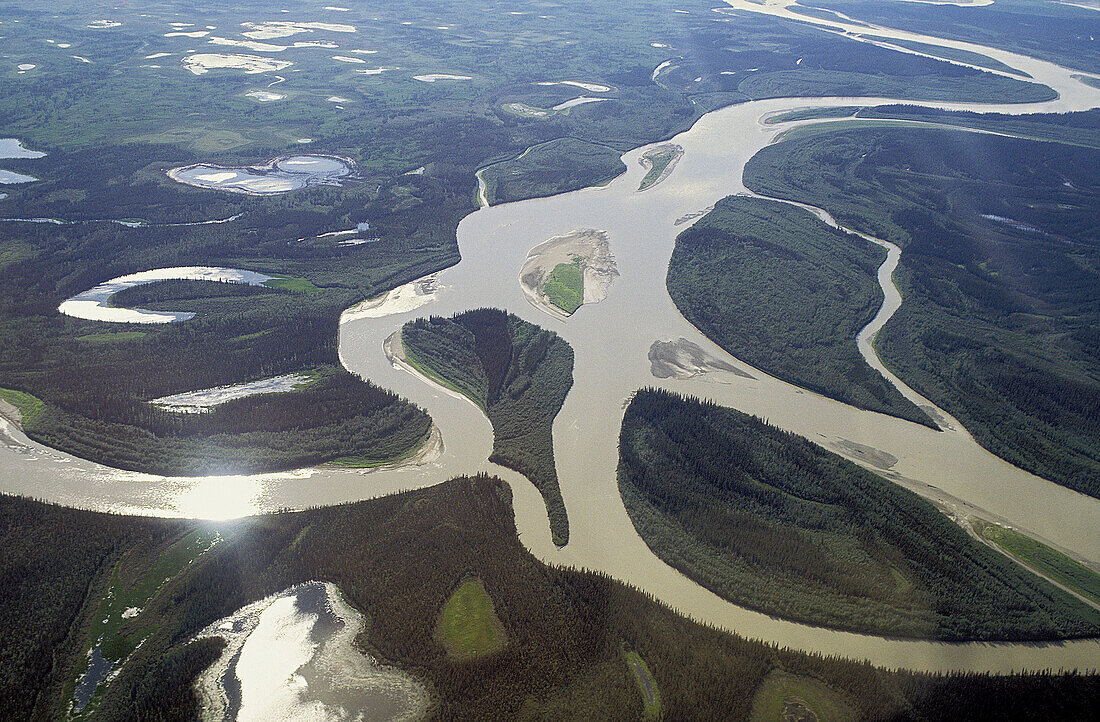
194,582 -> 429,722
58,266 -> 273,323
168,155 -> 353,195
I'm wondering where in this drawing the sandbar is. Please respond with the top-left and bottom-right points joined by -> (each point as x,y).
519,229 -> 618,318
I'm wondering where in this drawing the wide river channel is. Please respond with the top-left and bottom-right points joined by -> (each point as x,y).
2,0 -> 1099,674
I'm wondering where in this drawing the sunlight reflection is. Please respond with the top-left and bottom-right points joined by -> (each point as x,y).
174,475 -> 262,520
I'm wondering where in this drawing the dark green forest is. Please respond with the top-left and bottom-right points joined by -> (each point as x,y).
618,388 -> 1100,640
401,309 -> 574,545
745,125 -> 1100,498
3,485 -> 1099,721
666,194 -> 932,426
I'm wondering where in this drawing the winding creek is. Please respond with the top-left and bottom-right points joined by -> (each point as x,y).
3,0 -> 1100,675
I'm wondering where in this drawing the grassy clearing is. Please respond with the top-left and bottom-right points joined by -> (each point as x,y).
973,521 -> 1100,605
67,529 -> 217,718
749,671 -> 858,722
623,648 -> 660,719
0,387 -> 43,424
545,260 -> 584,314
74,331 -> 147,344
434,577 -> 507,660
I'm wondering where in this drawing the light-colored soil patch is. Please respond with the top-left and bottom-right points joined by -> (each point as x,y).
58,266 -> 273,324
241,21 -> 356,40
831,438 -> 899,470
648,337 -> 752,381
413,73 -> 472,82
151,372 -> 314,413
537,80 -> 611,92
245,90 -> 285,101
551,96 -> 606,111
340,274 -> 440,323
383,330 -> 477,408
182,53 -> 292,75
207,36 -> 287,52
519,229 -> 618,318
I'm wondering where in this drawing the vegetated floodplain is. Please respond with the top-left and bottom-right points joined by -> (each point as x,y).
4,481 -> 1099,721
973,520 -> 1100,606
478,138 -> 627,205
622,647 -> 660,720
666,195 -> 932,426
749,670 -> 858,722
20,364 -> 431,476
544,260 -> 584,314
764,106 -> 861,125
0,0 -> 1069,482
744,125 -> 1100,498
618,388 -> 1100,640
859,34 -> 1030,78
434,577 -> 507,660
66,529 -> 217,718
400,308 -> 574,546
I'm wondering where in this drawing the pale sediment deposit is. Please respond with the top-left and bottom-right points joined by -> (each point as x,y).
168,154 -> 354,194
519,228 -> 618,317
241,21 -> 357,40
182,53 -> 292,75
413,73 -> 472,82
637,143 -> 684,191
536,80 -> 612,92
151,373 -> 314,413
340,274 -> 441,323
648,338 -> 752,381
245,90 -> 285,101
58,266 -> 273,324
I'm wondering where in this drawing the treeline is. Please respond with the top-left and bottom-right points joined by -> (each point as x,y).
617,388 -> 1100,640
108,279 -> 277,308
3,480 -> 1099,721
401,308 -> 574,545
744,126 -> 1100,498
667,194 -> 932,426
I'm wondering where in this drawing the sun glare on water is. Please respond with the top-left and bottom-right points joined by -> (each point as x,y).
173,475 -> 263,520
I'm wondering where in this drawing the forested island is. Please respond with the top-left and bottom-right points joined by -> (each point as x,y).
745,123 -> 1100,498
666,194 -> 932,426
618,388 -> 1100,640
398,309 -> 574,545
